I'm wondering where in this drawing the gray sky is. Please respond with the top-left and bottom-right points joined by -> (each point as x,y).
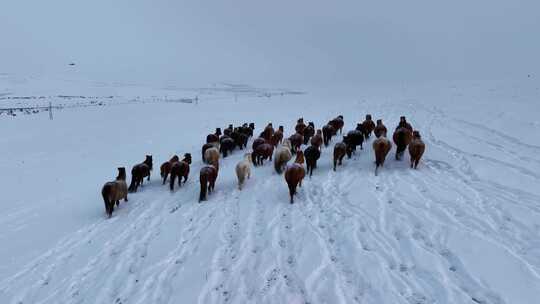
1,0 -> 539,86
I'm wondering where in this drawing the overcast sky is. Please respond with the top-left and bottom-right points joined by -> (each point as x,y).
1,0 -> 539,86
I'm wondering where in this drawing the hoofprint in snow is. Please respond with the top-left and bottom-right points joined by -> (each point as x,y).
1,78 -> 540,303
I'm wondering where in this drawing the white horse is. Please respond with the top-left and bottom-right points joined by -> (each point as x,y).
274,139 -> 293,174
235,153 -> 252,190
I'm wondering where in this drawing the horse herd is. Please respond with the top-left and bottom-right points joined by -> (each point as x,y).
101,115 -> 425,217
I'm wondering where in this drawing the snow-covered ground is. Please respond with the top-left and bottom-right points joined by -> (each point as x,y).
1,76 -> 540,303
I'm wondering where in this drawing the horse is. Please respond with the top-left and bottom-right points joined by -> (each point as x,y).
284,150 -> 305,204
373,136 -> 392,176
310,129 -> 323,150
408,131 -> 425,169
128,155 -> 153,192
343,130 -> 364,157
260,123 -> 275,141
395,116 -> 413,132
160,155 -> 180,184
215,127 -> 222,137
199,163 -> 218,202
169,153 -> 192,191
295,118 -> 307,135
201,143 -> 217,161
206,133 -> 219,144
374,119 -> 388,138
322,124 -> 336,146
239,124 -> 253,138
204,146 -> 220,165
219,136 -> 235,158
271,128 -> 284,147
224,124 -> 234,137
303,122 -> 315,145
235,153 -> 252,190
252,137 -> 266,151
333,142 -> 347,171
234,132 -> 248,149
328,115 -> 344,134
274,139 -> 293,174
252,143 -> 274,166
361,114 -> 376,139
101,167 -> 128,218
393,126 -> 413,160
304,145 -> 321,177
288,133 -> 304,151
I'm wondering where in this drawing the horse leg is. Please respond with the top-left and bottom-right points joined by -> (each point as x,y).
162,173 -> 168,185
147,173 -> 150,181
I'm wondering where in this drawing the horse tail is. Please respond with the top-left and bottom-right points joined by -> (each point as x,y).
274,154 -> 283,174
128,174 -> 137,192
288,182 -> 296,204
199,173 -> 208,202
101,184 -> 112,217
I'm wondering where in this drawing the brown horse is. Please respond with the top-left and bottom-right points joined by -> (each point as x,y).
160,155 -> 180,184
252,137 -> 266,151
260,123 -> 275,141
288,133 -> 304,151
303,122 -> 315,144
373,136 -> 392,176
170,153 -> 192,191
128,155 -> 153,192
101,167 -> 128,218
333,142 -> 347,171
304,145 -> 321,177
408,131 -> 425,169
284,150 -> 305,204
374,119 -> 388,138
271,128 -> 284,147
219,136 -> 235,158
328,115 -> 344,134
396,116 -> 413,132
199,163 -> 218,202
322,124 -> 336,146
295,118 -> 307,135
393,127 -> 413,160
310,129 -> 323,150
252,143 -> 274,166
361,114 -> 376,139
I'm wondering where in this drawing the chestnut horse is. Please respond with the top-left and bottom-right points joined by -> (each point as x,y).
408,131 -> 425,169
169,153 -> 192,191
295,118 -> 307,135
310,129 -> 323,150
373,136 -> 392,176
328,115 -> 344,134
322,124 -> 336,147
393,126 -> 413,160
361,114 -> 376,139
260,123 -> 275,141
284,150 -> 305,204
333,142 -> 347,171
128,155 -> 153,192
271,128 -> 284,147
252,143 -> 274,166
199,163 -> 218,202
160,155 -> 179,184
101,167 -> 128,218
374,119 -> 388,138
288,133 -> 304,151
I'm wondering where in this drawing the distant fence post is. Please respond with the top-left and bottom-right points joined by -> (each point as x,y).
49,101 -> 53,120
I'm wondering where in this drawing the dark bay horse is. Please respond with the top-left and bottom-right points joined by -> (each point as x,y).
160,155 -> 180,184
170,153 -> 192,191
199,163 -> 218,202
128,155 -> 153,192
